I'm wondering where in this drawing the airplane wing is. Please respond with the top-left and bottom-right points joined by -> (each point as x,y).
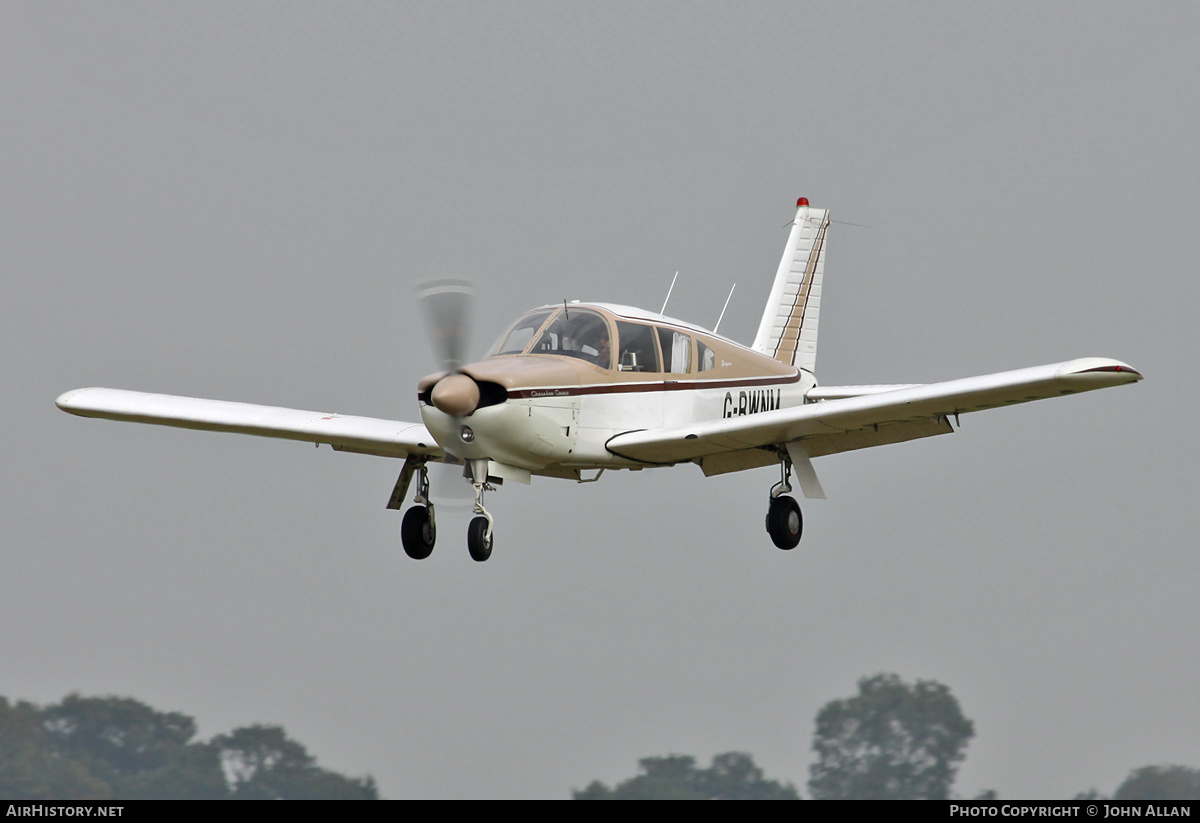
605,357 -> 1142,470
805,384 -> 920,401
56,387 -> 445,460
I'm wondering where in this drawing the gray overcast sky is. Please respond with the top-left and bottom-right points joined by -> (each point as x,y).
3,1 -> 1196,799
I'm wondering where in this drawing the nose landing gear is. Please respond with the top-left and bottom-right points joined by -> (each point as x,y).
766,459 -> 803,550
467,458 -> 494,562
467,516 -> 493,562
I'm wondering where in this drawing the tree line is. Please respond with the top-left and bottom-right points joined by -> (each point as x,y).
0,694 -> 376,800
2,680 -> 1195,799
574,673 -> 1200,800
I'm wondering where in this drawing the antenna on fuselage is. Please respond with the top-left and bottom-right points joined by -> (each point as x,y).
712,283 -> 736,335
660,271 -> 679,316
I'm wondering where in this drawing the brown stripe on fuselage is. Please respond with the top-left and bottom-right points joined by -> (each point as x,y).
507,371 -> 803,399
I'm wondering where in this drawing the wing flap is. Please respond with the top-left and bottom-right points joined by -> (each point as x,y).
607,357 -> 1141,464
56,387 -> 444,460
801,416 -> 954,458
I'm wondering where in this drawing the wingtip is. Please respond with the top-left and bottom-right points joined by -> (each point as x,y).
56,387 -> 95,411
1056,358 -> 1143,385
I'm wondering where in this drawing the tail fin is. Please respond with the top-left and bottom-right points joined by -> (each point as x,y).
751,198 -> 830,373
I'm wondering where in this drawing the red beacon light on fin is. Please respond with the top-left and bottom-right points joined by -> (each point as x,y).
796,197 -> 809,207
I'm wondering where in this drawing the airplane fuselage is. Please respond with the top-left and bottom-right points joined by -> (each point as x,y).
419,302 -> 813,479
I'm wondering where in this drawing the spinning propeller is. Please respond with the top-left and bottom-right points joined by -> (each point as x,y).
416,278 -> 482,506
417,278 -> 483,417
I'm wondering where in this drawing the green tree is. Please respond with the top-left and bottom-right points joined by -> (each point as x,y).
0,693 -> 379,799
0,698 -> 110,800
573,752 -> 799,799
808,673 -> 974,800
213,725 -> 377,800
41,694 -> 226,799
1114,765 -> 1200,801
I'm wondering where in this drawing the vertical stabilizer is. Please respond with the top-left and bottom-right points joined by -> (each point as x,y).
751,199 -> 830,373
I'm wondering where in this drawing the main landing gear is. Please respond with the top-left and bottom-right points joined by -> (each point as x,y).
399,460 -> 497,562
766,459 -> 803,550
401,465 -> 436,559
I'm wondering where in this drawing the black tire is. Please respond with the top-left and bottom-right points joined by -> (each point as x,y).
766,495 -> 802,550
401,506 -> 435,560
467,516 -> 493,562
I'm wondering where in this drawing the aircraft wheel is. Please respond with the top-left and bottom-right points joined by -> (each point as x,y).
467,516 -> 493,562
766,495 -> 802,550
401,506 -> 435,560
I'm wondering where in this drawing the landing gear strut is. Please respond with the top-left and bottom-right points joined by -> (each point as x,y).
766,459 -> 802,550
401,465 -> 436,559
467,458 -> 494,562
398,459 -> 498,562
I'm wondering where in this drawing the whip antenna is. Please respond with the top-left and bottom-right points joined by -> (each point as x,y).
713,283 -> 736,334
660,271 -> 679,316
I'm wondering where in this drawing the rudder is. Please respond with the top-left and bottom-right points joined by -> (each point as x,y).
751,198 -> 830,373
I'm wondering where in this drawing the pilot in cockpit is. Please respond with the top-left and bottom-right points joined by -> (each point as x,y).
562,313 -> 612,369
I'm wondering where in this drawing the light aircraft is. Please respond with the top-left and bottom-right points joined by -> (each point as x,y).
57,198 -> 1142,561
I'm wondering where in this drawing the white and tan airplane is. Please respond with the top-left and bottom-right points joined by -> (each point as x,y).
57,198 -> 1142,562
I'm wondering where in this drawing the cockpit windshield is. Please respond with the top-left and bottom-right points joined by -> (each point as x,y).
489,307 -> 612,369
491,310 -> 555,356
530,308 -> 611,368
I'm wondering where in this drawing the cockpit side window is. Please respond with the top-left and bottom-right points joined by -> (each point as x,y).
697,340 -> 717,372
530,308 -> 612,368
615,321 -> 661,372
657,327 -> 692,374
492,310 -> 555,356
